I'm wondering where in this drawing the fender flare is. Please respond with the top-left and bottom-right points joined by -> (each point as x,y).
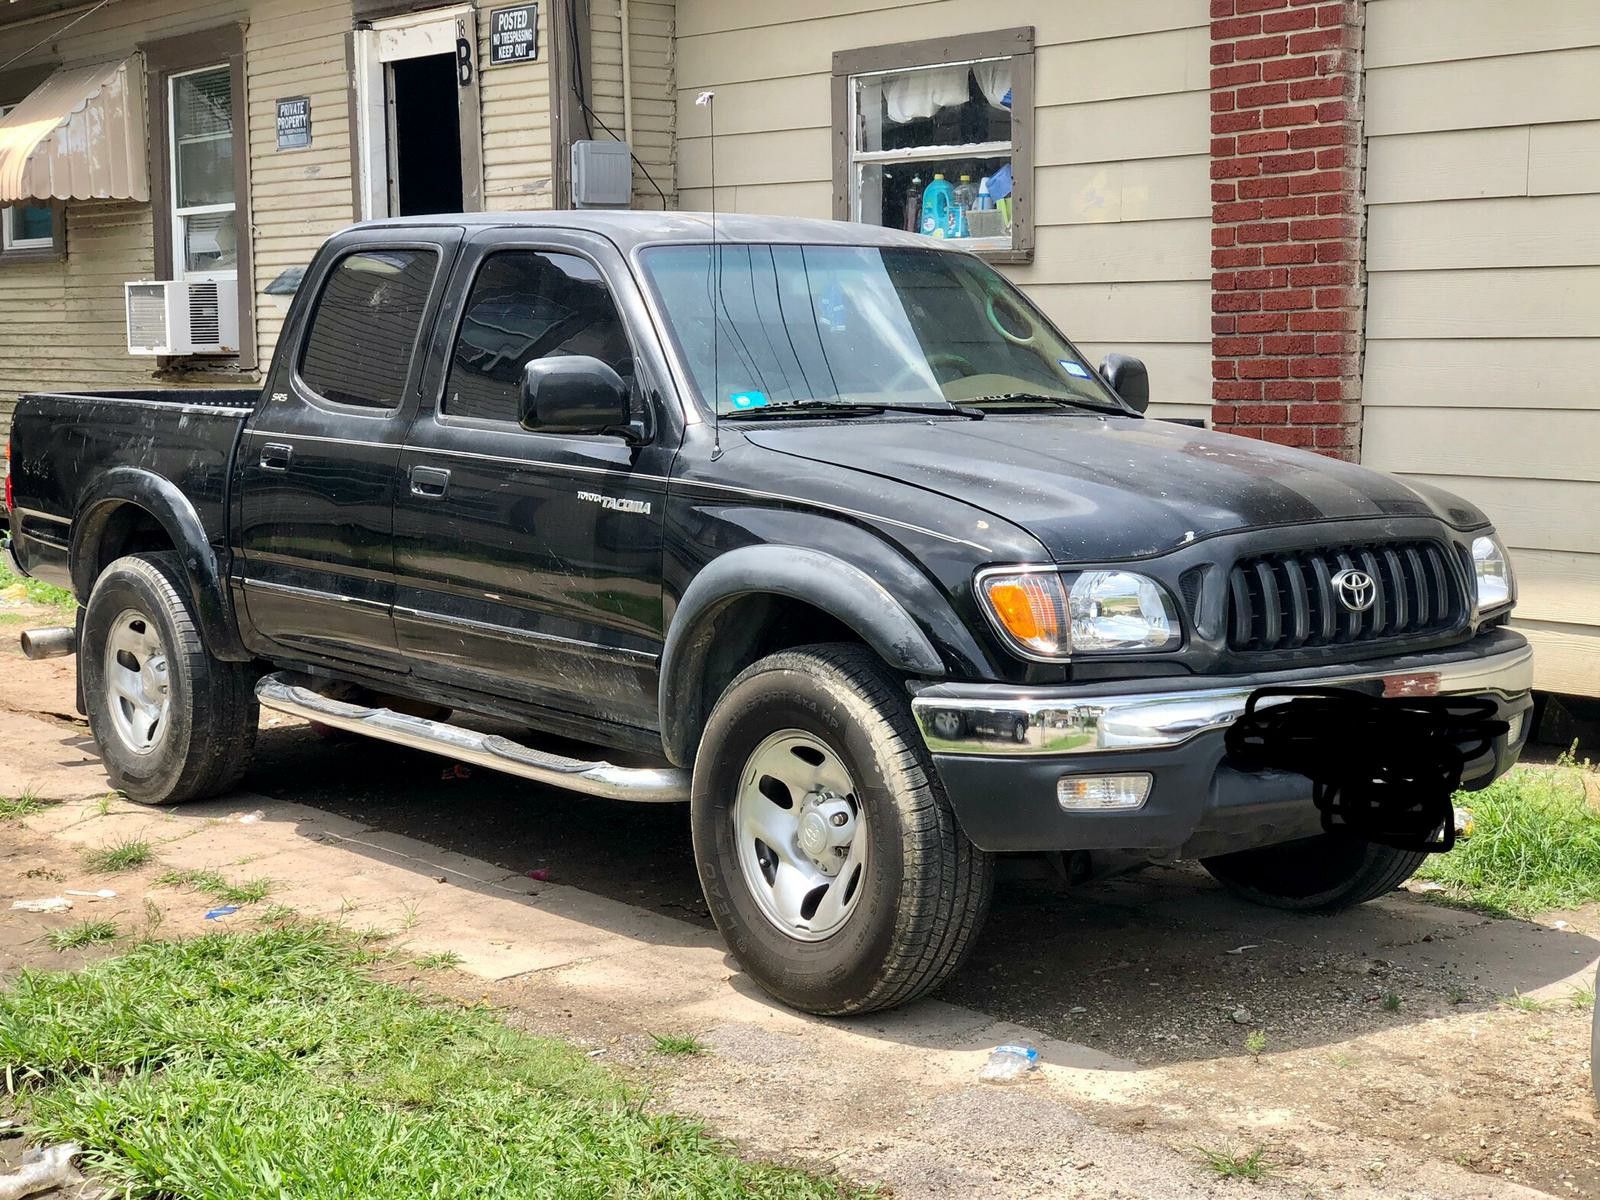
70,468 -> 249,661
658,545 -> 945,765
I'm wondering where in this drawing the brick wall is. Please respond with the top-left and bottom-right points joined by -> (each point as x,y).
1208,0 -> 1364,459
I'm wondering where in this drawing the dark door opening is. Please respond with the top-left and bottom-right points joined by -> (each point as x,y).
389,54 -> 464,216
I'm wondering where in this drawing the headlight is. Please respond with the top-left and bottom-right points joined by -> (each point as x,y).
978,568 -> 1180,658
1472,534 -> 1513,611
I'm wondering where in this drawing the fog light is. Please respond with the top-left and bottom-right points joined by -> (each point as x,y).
1057,773 -> 1153,812
1506,711 -> 1525,744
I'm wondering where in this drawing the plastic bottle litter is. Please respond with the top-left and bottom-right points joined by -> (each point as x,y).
10,897 -> 71,914
978,1042 -> 1039,1083
0,1142 -> 80,1200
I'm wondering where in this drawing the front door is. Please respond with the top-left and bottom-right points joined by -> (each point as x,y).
234,226 -> 463,665
390,231 -> 677,732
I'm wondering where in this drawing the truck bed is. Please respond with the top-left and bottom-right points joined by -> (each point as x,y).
5,388 -> 257,592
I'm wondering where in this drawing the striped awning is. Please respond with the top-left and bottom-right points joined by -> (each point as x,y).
0,57 -> 148,203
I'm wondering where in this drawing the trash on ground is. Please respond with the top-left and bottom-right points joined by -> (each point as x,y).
0,583 -> 27,605
1552,919 -> 1571,930
1413,881 -> 1447,894
441,763 -> 472,781
978,1043 -> 1039,1083
1453,806 -> 1474,839
63,889 -> 117,900
10,897 -> 71,914
526,868 -> 550,882
204,906 -> 240,920
226,810 -> 265,824
1226,944 -> 1260,955
0,1142 -> 81,1200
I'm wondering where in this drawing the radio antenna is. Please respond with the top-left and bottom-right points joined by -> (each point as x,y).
695,89 -> 722,459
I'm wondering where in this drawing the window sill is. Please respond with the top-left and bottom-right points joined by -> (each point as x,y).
976,247 -> 1033,266
0,247 -> 64,265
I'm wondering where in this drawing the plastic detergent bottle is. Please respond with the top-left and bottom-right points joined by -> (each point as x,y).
952,175 -> 978,237
919,174 -> 955,239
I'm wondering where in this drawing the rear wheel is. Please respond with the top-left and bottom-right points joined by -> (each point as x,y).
1201,834 -> 1428,912
691,643 -> 993,1015
81,553 -> 258,805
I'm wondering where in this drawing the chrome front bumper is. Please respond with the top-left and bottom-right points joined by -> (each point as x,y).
912,635 -> 1534,757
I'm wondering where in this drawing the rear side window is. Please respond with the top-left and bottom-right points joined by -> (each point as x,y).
299,248 -> 440,409
443,250 -> 634,423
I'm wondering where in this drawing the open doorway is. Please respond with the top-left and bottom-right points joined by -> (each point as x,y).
351,5 -> 482,221
388,54 -> 464,215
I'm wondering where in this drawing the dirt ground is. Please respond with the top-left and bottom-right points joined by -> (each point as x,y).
1,599 -> 1595,1198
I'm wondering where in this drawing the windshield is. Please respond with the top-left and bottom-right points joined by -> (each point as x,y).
638,243 -> 1124,415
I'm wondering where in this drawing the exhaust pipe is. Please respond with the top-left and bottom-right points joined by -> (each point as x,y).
20,626 -> 75,660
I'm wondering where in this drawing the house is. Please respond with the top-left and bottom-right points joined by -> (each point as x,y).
0,0 -> 1595,700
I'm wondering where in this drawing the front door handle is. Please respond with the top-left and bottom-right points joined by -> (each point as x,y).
409,465 -> 451,498
259,443 -> 294,471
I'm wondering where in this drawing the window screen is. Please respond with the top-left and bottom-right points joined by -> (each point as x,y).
444,251 -> 634,423
299,249 -> 439,409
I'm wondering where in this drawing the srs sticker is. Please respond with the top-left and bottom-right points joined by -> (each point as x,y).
729,390 -> 769,409
1059,360 -> 1091,378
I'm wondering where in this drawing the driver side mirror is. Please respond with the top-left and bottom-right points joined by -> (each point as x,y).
519,356 -> 637,439
1099,353 -> 1150,414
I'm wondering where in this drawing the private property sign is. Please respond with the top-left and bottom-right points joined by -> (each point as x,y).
489,4 -> 539,65
275,97 -> 311,150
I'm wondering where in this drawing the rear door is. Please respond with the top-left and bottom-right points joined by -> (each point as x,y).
234,226 -> 462,665
390,229 -> 679,731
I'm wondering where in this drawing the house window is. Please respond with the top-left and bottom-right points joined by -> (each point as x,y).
0,104 -> 56,256
168,65 -> 236,280
833,28 -> 1034,264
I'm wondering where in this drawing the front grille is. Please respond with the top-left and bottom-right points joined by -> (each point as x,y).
1226,540 -> 1466,652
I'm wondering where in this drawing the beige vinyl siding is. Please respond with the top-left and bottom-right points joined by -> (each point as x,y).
477,0 -> 553,210
1361,0 -> 1600,697
673,0 -> 1211,424
589,0 -> 676,208
245,0 -> 355,370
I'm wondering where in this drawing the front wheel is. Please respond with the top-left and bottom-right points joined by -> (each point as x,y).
690,644 -> 993,1015
81,553 -> 258,805
1201,834 -> 1428,912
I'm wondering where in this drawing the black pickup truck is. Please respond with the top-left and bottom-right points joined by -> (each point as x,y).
4,212 -> 1532,1015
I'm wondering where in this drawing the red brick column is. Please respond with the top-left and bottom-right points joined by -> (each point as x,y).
1209,0 -> 1364,459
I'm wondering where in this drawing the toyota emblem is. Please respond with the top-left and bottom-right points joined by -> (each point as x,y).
1331,568 -> 1376,613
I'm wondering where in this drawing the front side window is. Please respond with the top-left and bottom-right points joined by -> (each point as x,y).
835,30 -> 1033,259
299,249 -> 440,409
169,65 -> 236,278
641,243 -> 1117,416
0,104 -> 55,255
444,251 -> 634,424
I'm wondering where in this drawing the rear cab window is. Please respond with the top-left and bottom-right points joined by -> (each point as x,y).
298,249 -> 441,410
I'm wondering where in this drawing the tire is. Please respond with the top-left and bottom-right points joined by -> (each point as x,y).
80,552 -> 258,805
1201,833 -> 1429,912
690,643 -> 994,1016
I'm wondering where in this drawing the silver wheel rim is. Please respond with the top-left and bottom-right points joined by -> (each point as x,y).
733,729 -> 867,942
103,608 -> 171,756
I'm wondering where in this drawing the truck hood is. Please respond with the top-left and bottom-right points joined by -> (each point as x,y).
742,414 -> 1488,563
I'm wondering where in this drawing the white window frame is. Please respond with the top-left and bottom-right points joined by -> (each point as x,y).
167,63 -> 236,283
0,103 -> 55,253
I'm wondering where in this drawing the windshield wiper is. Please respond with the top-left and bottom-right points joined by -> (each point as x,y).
964,392 -> 1120,415
723,400 -> 984,421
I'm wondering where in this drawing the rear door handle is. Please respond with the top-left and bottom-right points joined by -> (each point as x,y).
259,443 -> 293,471
409,465 -> 451,498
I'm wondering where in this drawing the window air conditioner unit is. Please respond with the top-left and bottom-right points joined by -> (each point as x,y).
125,280 -> 239,356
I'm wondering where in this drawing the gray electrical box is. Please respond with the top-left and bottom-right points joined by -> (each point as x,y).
571,139 -> 633,207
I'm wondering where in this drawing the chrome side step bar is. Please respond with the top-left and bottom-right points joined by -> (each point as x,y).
254,674 -> 690,804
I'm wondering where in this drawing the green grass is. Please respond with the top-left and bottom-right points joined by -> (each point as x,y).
651,1033 -> 708,1058
0,788 -> 45,821
156,869 -> 273,906
415,950 -> 463,971
1381,991 -> 1402,1013
1196,1144 -> 1271,1182
1569,982 -> 1596,1011
0,929 -> 870,1199
82,838 -> 153,874
45,920 -> 119,952
0,552 -> 76,619
1417,757 -> 1600,916
1244,1029 -> 1266,1058
1501,991 -> 1547,1014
